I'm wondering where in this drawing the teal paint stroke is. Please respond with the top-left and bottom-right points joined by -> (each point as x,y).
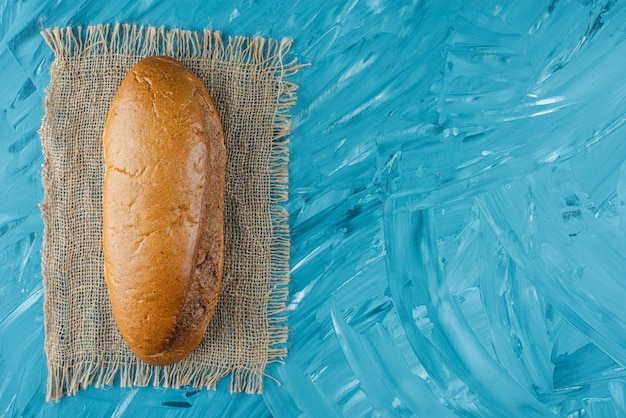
2,0 -> 626,416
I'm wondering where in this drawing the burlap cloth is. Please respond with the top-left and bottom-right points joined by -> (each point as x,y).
39,23 -> 300,401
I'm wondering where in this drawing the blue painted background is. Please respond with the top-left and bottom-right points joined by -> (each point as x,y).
2,0 -> 626,416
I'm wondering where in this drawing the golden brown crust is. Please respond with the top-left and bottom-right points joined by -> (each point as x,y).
102,56 -> 226,366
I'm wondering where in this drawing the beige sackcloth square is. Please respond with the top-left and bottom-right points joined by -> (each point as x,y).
39,23 -> 301,401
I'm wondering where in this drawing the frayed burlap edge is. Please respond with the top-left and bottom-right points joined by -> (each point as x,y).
39,23 -> 302,401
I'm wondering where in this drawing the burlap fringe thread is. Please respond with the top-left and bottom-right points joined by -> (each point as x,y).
40,23 -> 301,401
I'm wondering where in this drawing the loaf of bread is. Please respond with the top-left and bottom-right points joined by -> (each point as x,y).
102,56 -> 226,366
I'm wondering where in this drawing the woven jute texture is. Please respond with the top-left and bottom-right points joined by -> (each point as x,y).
39,23 -> 300,401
